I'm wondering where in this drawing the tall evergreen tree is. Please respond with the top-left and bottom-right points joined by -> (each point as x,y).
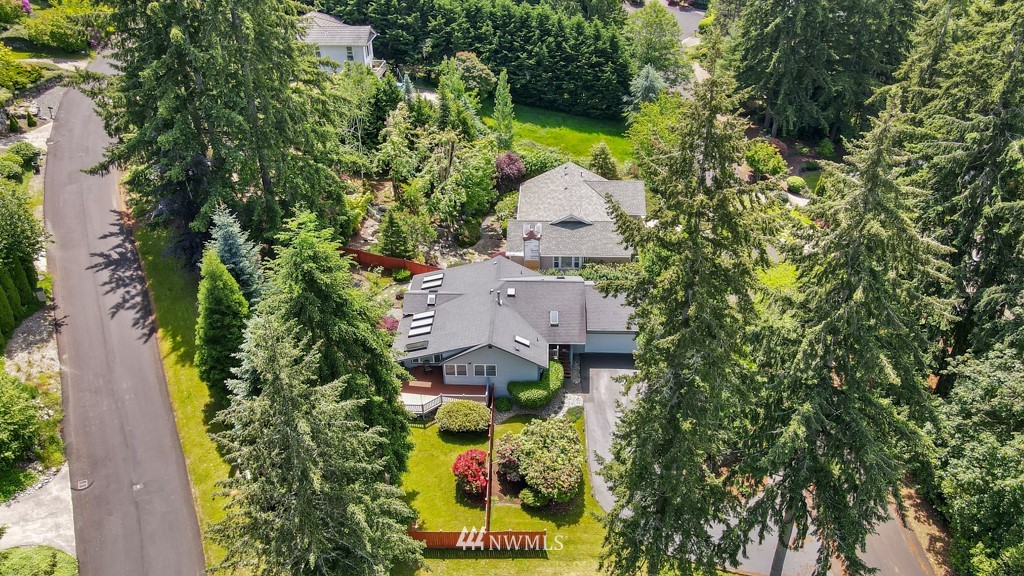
209,206 -> 265,305
623,64 -> 667,121
587,141 -> 619,180
259,211 -> 411,479
599,38 -> 769,576
195,250 -> 250,391
734,100 -> 953,576
364,71 -> 403,150
378,210 -> 415,260
374,102 -> 418,194
212,313 -> 421,575
493,69 -> 515,151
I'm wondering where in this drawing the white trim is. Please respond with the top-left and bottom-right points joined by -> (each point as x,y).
473,364 -> 497,377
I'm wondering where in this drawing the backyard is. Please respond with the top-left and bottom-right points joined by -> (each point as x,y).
483,102 -> 632,163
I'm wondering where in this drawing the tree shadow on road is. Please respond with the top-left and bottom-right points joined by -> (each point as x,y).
86,211 -> 157,342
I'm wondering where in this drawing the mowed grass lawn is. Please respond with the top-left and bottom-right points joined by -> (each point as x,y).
0,546 -> 78,576
135,227 -> 231,565
400,414 -> 607,576
480,102 -> 631,163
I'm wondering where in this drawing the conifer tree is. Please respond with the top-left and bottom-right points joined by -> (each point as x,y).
599,37 -> 769,576
212,313 -> 421,575
209,206 -> 264,305
195,250 -> 250,391
0,267 -> 21,318
493,69 -> 515,151
378,210 -> 415,260
0,283 -> 15,337
374,102 -> 418,194
734,100 -> 953,576
587,141 -> 619,180
9,259 -> 34,306
623,64 -> 666,121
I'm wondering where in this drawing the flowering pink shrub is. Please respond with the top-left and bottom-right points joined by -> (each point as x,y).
517,418 -> 583,503
21,0 -> 30,14
495,151 -> 525,192
495,432 -> 523,482
452,449 -> 488,496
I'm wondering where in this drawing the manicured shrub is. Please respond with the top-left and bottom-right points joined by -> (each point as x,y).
452,448 -> 488,496
0,373 -> 40,468
24,4 -> 91,53
0,153 -> 22,167
436,400 -> 490,433
0,159 -> 22,180
9,259 -> 35,306
0,0 -> 24,25
7,116 -> 19,133
518,487 -> 550,509
508,361 -> 564,408
494,396 -> 512,412
0,283 -> 15,336
392,268 -> 411,283
25,111 -> 36,127
786,176 -> 807,195
744,139 -> 787,179
817,138 -> 836,159
495,432 -> 523,482
194,250 -> 249,390
495,151 -> 525,193
6,142 -> 40,168
517,417 -> 583,503
0,267 -> 22,317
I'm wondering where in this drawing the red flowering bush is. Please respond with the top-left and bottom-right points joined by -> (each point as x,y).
452,449 -> 488,496
378,316 -> 399,332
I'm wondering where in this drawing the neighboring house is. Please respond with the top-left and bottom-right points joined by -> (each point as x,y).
394,257 -> 637,397
506,162 -> 646,270
300,11 -> 387,77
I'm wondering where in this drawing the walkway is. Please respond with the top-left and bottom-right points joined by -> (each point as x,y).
44,57 -> 206,575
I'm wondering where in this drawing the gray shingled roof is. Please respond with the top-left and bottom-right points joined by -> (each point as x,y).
587,180 -> 646,217
301,11 -> 376,46
394,258 -> 634,365
506,220 -> 632,259
585,289 -> 635,332
516,162 -> 646,222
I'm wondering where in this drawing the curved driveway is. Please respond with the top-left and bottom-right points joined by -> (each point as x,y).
44,58 -> 206,575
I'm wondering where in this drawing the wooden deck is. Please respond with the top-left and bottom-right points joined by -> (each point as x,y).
401,367 -> 489,416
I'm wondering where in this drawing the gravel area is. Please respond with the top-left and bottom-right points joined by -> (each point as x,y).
3,306 -> 60,387
494,387 -> 585,423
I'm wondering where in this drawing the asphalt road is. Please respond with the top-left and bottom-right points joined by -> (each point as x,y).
581,354 -> 934,576
44,58 -> 206,575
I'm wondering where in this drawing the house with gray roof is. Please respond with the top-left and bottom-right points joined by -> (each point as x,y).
300,11 -> 387,77
506,162 -> 646,270
394,257 -> 636,397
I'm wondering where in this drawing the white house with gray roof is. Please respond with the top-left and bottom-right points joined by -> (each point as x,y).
300,11 -> 387,77
506,162 -> 646,270
394,257 -> 636,397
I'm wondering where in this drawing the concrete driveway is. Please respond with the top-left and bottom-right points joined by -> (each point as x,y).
0,466 -> 76,556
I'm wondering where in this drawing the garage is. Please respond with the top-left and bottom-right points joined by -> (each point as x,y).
584,331 -> 637,354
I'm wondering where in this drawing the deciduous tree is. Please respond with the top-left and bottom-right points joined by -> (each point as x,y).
623,1 -> 686,84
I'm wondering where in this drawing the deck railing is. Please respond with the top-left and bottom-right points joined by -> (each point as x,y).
405,392 -> 488,417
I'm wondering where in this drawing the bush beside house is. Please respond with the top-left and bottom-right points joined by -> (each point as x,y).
495,417 -> 584,506
436,400 -> 490,433
508,361 -> 564,408
452,448 -> 488,496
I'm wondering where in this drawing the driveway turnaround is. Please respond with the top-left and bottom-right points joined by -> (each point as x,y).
44,58 -> 206,575
581,353 -> 933,575
0,466 -> 75,556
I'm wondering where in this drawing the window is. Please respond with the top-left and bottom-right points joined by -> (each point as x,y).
346,46 -> 355,61
551,256 -> 583,269
474,364 -> 497,377
444,364 -> 468,376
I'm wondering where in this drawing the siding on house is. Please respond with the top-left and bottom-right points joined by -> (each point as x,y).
584,331 -> 637,354
442,346 -> 544,397
320,44 -> 369,65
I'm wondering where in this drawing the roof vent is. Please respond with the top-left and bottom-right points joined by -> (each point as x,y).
405,340 -> 428,352
514,335 -> 530,347
427,294 -> 436,306
550,311 -> 559,326
507,288 -> 516,298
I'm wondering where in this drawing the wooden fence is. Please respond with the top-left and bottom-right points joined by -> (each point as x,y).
408,529 -> 549,551
340,247 -> 440,275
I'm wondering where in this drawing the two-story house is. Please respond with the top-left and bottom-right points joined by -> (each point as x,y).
300,11 -> 387,77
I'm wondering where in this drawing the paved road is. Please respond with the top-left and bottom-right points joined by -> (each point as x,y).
44,58 -> 206,575
581,354 -> 934,576
623,0 -> 707,39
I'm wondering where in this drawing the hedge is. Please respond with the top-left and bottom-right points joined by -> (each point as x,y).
508,361 -> 564,408
435,399 -> 490,433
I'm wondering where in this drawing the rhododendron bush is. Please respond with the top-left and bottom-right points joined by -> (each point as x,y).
452,449 -> 488,496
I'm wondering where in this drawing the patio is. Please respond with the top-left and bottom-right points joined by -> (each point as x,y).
401,367 -> 489,416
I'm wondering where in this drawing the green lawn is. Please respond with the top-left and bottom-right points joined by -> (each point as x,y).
401,413 -> 607,575
0,546 -> 77,576
402,424 -> 489,531
801,170 -> 822,195
135,227 -> 231,565
0,467 -> 37,503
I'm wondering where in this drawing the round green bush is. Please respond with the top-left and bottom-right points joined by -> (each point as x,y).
786,176 -> 807,194
392,268 -> 412,283
0,159 -> 23,180
435,400 -> 490,433
494,396 -> 512,412
817,139 -> 836,159
0,152 -> 22,167
6,142 -> 40,166
744,140 -> 787,179
517,418 -> 583,503
519,487 -> 550,509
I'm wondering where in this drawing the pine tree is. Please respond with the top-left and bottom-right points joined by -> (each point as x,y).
493,69 -> 515,151
735,99 -> 953,576
587,141 -> 619,180
623,64 -> 667,121
378,210 -> 415,260
209,206 -> 264,305
211,313 -> 421,575
599,38 -> 769,576
195,250 -> 250,391
257,211 -> 412,479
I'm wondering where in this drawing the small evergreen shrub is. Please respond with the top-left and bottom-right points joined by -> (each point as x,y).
7,142 -> 40,167
25,111 -> 36,127
392,268 -> 411,283
495,432 -> 523,482
519,487 -> 550,508
508,361 -> 564,408
457,217 -> 482,247
817,139 -> 836,158
494,396 -> 512,412
452,449 -> 488,496
0,159 -> 22,180
8,116 -> 20,133
786,176 -> 807,194
436,400 -> 490,433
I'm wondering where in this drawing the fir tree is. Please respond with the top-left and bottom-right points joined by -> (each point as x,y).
493,69 -> 515,151
378,210 -> 415,260
374,102 -> 418,194
599,38 -> 769,576
209,206 -> 265,305
587,141 -> 619,180
365,71 -> 404,150
195,250 -> 250,391
212,313 -> 422,575
734,99 -> 953,576
623,64 -> 667,121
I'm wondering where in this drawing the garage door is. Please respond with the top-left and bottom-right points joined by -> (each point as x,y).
584,332 -> 637,354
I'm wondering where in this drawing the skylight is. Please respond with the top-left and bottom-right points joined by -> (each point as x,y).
515,336 -> 530,347
550,311 -> 559,326
420,273 -> 444,290
409,325 -> 432,337
405,340 -> 428,352
409,310 -> 435,335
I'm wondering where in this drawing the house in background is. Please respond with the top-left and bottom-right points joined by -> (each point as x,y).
300,11 -> 387,77
506,162 -> 646,270
393,257 -> 636,404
